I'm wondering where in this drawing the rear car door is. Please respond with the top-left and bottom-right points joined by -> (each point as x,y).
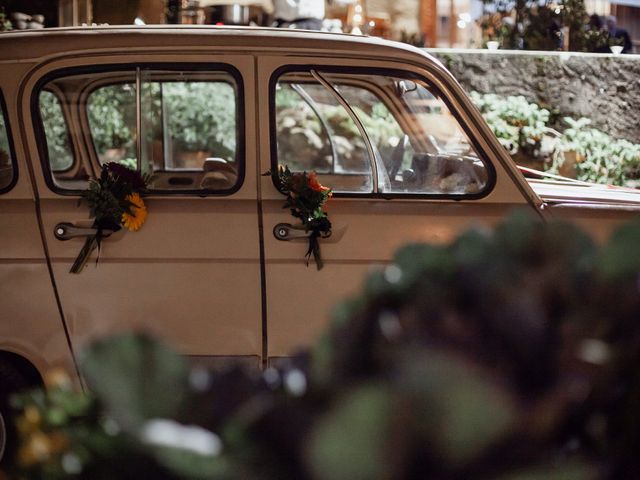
22,54 -> 263,367
258,56 -> 540,361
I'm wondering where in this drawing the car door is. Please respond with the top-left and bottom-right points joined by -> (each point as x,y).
257,55 -> 541,361
22,54 -> 263,366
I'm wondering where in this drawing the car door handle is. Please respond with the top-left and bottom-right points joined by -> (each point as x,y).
54,222 -> 113,241
273,223 -> 332,241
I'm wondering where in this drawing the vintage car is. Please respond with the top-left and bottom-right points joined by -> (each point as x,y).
0,26 -> 638,456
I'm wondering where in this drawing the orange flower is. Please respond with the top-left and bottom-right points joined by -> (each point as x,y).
121,192 -> 147,232
308,172 -> 330,193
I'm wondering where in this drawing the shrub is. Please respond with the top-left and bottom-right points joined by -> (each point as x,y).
472,92 -> 640,186
5,214 -> 640,479
470,91 -> 550,155
553,117 -> 640,186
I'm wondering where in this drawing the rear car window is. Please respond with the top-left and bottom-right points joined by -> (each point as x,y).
36,66 -> 243,194
0,93 -> 16,192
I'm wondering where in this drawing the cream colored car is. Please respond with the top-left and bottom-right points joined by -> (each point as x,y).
0,26 -> 638,456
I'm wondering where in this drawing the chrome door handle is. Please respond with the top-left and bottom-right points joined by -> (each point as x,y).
54,222 -> 113,241
273,223 -> 332,241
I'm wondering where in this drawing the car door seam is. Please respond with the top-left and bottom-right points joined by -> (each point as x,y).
254,55 -> 269,369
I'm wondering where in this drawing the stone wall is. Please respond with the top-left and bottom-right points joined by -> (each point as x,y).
429,49 -> 640,144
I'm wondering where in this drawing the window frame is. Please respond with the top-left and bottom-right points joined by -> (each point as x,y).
32,63 -> 246,196
269,65 -> 497,200
0,89 -> 18,195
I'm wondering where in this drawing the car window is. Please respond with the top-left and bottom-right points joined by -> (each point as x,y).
272,68 -> 491,197
87,83 -> 137,170
275,72 -> 373,193
139,71 -> 239,191
0,93 -> 15,192
37,66 -> 242,194
39,90 -> 74,172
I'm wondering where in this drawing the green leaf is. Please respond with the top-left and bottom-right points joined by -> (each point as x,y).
599,220 -> 640,280
80,333 -> 190,432
305,383 -> 394,480
396,349 -> 517,465
496,461 -> 599,480
147,444 -> 233,479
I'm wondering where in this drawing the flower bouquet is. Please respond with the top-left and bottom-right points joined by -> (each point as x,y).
271,166 -> 332,270
70,163 -> 149,274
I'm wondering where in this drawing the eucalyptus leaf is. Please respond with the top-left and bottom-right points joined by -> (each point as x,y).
306,384 -> 394,480
396,349 -> 517,465
496,461 -> 599,480
146,443 -> 233,480
80,333 -> 190,432
599,219 -> 640,280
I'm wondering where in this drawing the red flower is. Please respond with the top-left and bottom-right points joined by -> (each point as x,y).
308,172 -> 330,193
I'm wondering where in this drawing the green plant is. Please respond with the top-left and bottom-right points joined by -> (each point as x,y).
87,84 -> 137,158
39,91 -> 73,172
472,92 -> 640,186
471,91 -> 550,155
562,0 -> 589,51
0,8 -> 12,32
162,82 -> 236,158
478,12 -> 513,46
478,0 -> 609,53
0,114 -> 10,168
520,3 -> 564,51
6,215 -> 640,479
553,117 -> 640,186
86,81 -> 238,167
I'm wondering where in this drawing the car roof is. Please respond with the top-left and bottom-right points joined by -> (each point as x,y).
0,25 -> 440,67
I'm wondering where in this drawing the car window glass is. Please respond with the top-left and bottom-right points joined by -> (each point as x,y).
39,90 -> 74,172
139,71 -> 239,191
0,98 -> 14,191
323,72 -> 489,195
37,67 -> 242,193
275,72 -> 373,193
87,83 -> 137,170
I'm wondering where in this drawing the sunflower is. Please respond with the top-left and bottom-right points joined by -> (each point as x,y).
121,192 -> 147,231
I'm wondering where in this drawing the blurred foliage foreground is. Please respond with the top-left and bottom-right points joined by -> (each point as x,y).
6,215 -> 640,479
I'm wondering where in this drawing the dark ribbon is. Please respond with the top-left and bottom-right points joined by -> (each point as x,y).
305,228 -> 323,271
69,223 -> 120,274
69,231 -> 99,274
304,217 -> 331,271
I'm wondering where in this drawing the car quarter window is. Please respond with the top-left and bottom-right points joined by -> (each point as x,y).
39,90 -> 74,173
272,68 -> 491,197
0,93 -> 16,192
36,66 -> 242,194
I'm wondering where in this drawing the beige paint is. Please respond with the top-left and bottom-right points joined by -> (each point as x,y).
19,53 -> 262,363
255,53 -> 536,356
0,27 -> 636,380
0,68 -> 76,377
